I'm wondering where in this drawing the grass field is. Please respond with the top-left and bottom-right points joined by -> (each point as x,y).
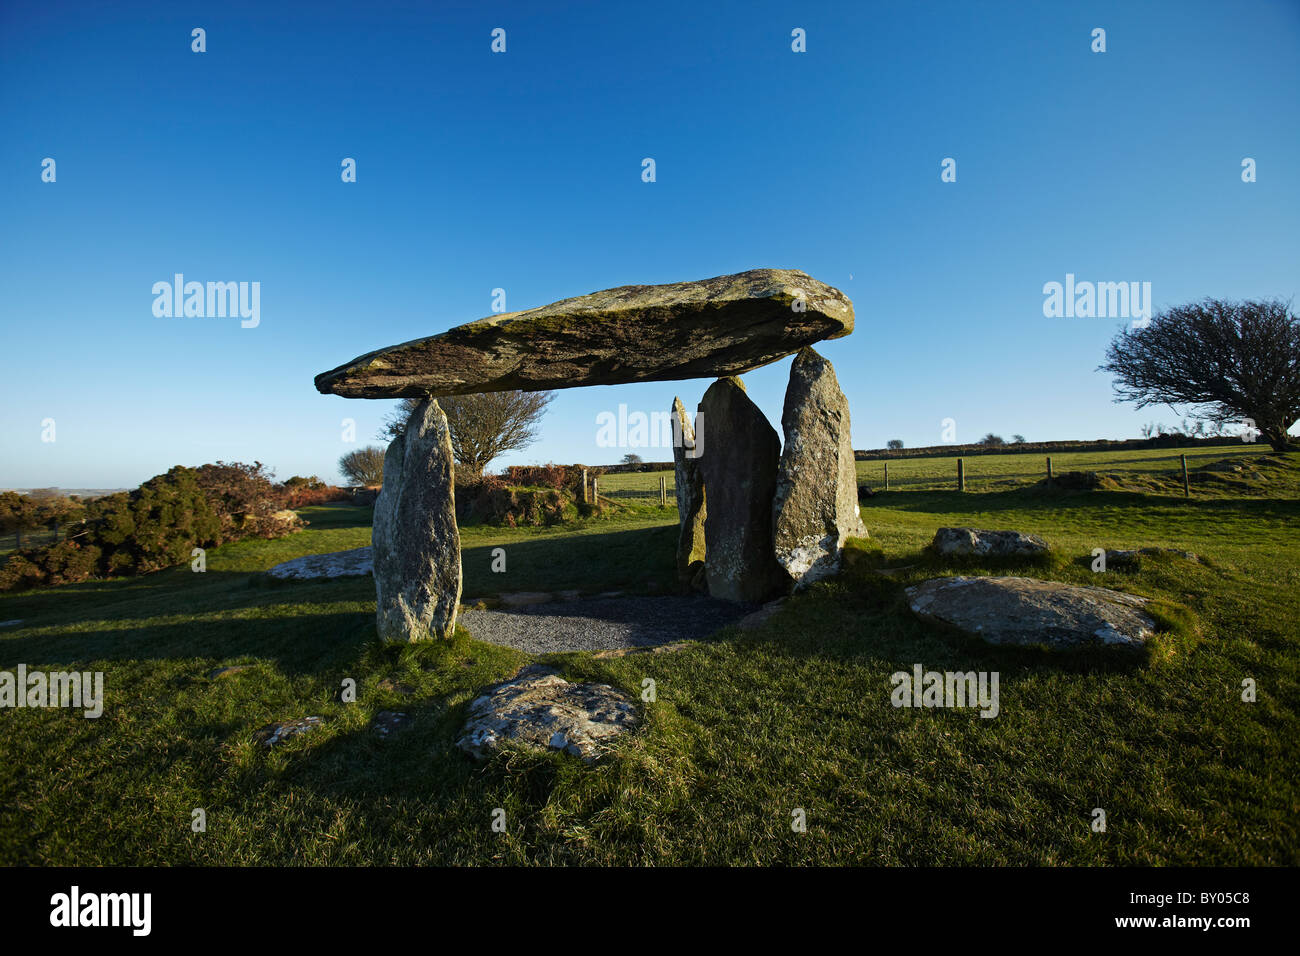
598,442 -> 1276,497
1,445 -> 1296,865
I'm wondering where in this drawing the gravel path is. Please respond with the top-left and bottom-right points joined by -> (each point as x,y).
459,595 -> 755,654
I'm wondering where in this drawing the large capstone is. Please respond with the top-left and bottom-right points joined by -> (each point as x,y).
372,397 -> 462,642
672,396 -> 707,591
315,269 -> 853,398
904,576 -> 1156,648
773,348 -> 867,588
697,377 -> 787,602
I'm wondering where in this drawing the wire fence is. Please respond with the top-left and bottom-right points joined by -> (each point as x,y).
855,444 -> 1269,492
0,526 -> 63,555
584,443 -> 1268,500
590,470 -> 676,505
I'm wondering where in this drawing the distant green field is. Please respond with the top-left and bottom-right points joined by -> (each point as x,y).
596,442 -> 1269,496
854,443 -> 1271,492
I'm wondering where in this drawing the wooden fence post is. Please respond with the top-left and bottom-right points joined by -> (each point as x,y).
592,476 -> 599,503
582,469 -> 588,503
957,458 -> 965,492
659,475 -> 667,506
1181,454 -> 1189,497
884,462 -> 890,491
1046,456 -> 1053,481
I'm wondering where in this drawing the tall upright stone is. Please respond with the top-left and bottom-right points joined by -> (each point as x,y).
773,348 -> 867,589
697,377 -> 787,602
372,397 -> 462,641
671,397 -> 707,591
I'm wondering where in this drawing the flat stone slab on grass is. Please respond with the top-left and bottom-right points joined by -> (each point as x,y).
256,716 -> 323,747
267,547 -> 373,580
457,665 -> 639,764
932,528 -> 1049,558
905,575 -> 1156,648
314,269 -> 853,398
458,594 -> 754,654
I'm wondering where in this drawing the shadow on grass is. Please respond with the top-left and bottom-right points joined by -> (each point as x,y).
0,522 -> 682,677
460,523 -> 677,595
0,573 -> 377,676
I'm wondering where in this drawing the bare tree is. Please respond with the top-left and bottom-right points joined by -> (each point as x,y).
382,390 -> 555,476
887,439 -> 904,450
1101,298 -> 1300,451
980,433 -> 1005,447
339,446 -> 386,486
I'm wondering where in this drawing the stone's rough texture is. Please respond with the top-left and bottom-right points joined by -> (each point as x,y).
267,546 -> 373,580
372,398 -> 463,642
315,269 -> 854,398
932,527 -> 1049,558
671,396 -> 707,591
457,665 -> 639,764
772,348 -> 868,588
256,717 -> 323,747
905,576 -> 1156,648
697,377 -> 788,602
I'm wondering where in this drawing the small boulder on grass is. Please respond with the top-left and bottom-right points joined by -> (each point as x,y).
904,576 -> 1155,649
932,528 -> 1049,558
457,665 -> 639,764
256,716 -> 323,748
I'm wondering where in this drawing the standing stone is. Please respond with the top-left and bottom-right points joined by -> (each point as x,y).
372,397 -> 462,641
671,397 -> 707,591
697,377 -> 787,602
773,348 -> 867,589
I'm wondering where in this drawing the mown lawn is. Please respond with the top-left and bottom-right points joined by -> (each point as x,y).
0,452 -> 1296,865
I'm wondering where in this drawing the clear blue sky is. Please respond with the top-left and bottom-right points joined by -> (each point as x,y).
2,0 -> 1297,489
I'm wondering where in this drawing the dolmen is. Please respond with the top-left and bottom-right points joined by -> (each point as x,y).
315,268 -> 865,642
